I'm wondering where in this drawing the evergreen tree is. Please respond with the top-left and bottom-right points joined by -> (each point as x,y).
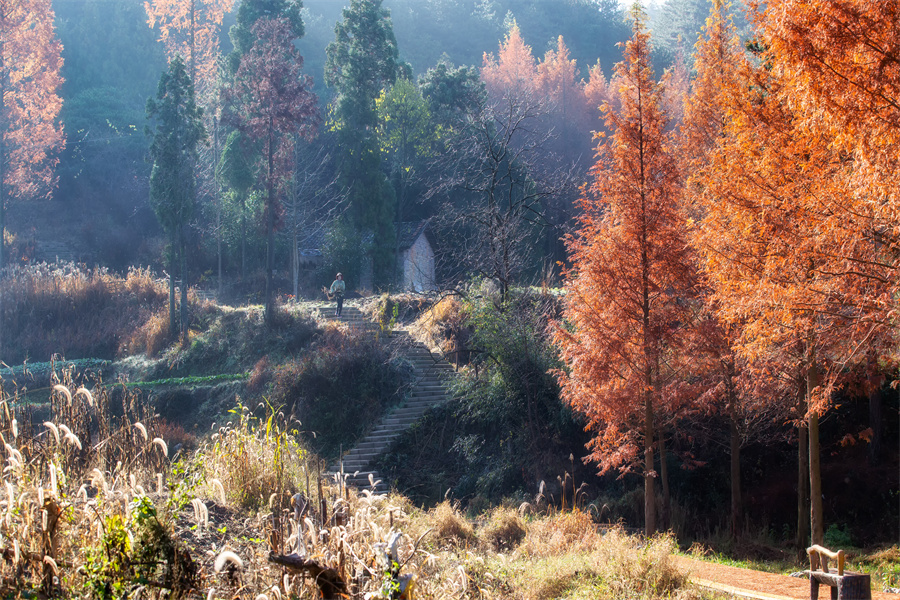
376,78 -> 435,284
325,0 -> 399,286
147,55 -> 206,338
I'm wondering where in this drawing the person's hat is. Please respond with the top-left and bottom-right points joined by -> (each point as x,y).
336,272 -> 342,277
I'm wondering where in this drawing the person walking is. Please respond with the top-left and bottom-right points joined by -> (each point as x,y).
329,272 -> 345,317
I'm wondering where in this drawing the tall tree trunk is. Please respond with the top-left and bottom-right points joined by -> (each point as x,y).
0,33 -> 6,276
807,352 -> 824,545
395,167 -> 403,289
797,369 -> 810,551
0,143 -> 4,275
730,409 -> 743,538
659,430 -> 670,531
214,116 -> 222,299
180,231 -> 188,346
168,242 -> 177,336
726,361 -> 743,538
265,119 -> 275,323
241,206 -> 246,282
644,393 -> 655,536
0,139 -> 5,359
868,359 -> 883,466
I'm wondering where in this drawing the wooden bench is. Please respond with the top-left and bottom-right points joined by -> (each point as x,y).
806,545 -> 871,600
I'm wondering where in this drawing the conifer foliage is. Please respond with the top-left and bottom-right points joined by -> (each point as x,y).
147,55 -> 206,338
224,17 -> 318,323
144,0 -> 235,103
554,10 -> 693,536
0,0 -> 65,271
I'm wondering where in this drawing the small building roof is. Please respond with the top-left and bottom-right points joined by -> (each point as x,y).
397,220 -> 434,251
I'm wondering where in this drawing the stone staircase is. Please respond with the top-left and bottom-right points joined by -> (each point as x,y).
316,303 -> 455,495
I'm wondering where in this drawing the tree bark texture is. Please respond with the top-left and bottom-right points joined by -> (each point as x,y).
808,356 -> 823,546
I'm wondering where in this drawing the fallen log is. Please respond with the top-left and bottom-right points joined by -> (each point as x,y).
268,552 -> 347,599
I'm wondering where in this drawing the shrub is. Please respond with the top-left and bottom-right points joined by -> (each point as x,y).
381,287 -> 590,506
268,325 -> 409,457
410,295 -> 469,358
520,509 -> 600,558
247,355 -> 271,394
122,307 -> 173,357
160,305 -> 318,378
480,506 -> 526,551
429,501 -> 475,547
203,402 -> 310,511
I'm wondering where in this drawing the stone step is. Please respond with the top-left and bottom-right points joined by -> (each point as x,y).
305,301 -> 459,496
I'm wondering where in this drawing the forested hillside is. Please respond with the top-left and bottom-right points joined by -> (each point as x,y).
0,0 -> 897,562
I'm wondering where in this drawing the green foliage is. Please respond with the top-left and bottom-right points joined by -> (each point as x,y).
81,513 -> 132,600
377,78 -> 435,165
318,218 -> 367,290
420,59 -> 487,131
824,523 -> 854,549
380,287 -> 588,504
80,497 -> 196,599
146,55 -> 206,238
160,305 -> 318,378
325,0 -> 400,285
228,0 -> 305,73
205,402 -> 309,510
125,373 -> 248,388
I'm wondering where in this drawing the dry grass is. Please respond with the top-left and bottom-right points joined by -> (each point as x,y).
428,500 -> 476,548
480,505 -> 526,551
0,366 -> 706,599
408,295 -> 469,359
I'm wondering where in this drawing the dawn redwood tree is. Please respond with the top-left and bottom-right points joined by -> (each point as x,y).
228,0 -> 303,72
147,55 -> 206,340
762,2 -> 900,465
679,0 -> 751,538
0,0 -> 65,272
325,0 -> 400,286
762,0 -> 900,220
224,17 -> 318,323
582,60 -> 610,127
144,0 -> 234,103
690,26 -> 897,546
554,10 -> 693,536
481,21 -> 537,103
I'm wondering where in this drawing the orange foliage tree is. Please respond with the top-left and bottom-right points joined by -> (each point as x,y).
582,60 -> 610,127
679,0 -> 754,538
537,36 -> 585,132
554,10 -> 694,536
688,11 -> 897,543
144,0 -> 234,104
0,0 -> 65,271
481,21 -> 537,103
763,0 -> 900,214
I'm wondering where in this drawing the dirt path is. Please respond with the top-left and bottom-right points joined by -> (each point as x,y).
675,556 -> 896,600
